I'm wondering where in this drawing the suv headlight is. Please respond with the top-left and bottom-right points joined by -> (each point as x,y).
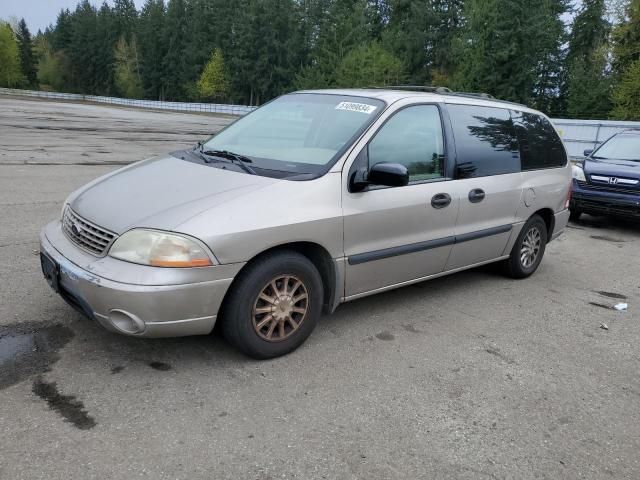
572,164 -> 586,182
109,229 -> 213,267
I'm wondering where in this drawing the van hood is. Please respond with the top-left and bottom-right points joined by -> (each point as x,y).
70,155 -> 278,234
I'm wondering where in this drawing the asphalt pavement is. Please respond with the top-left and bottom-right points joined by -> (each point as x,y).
1,96 -> 639,480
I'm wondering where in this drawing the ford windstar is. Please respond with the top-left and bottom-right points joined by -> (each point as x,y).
40,88 -> 572,358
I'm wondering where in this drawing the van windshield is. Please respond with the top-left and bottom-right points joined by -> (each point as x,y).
202,93 -> 385,175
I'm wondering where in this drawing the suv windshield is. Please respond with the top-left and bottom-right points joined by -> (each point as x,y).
593,133 -> 640,162
202,93 -> 385,176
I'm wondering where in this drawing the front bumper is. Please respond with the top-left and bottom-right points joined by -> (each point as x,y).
40,221 -> 242,338
571,180 -> 640,218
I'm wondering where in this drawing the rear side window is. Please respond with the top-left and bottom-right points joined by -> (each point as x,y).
447,104 -> 520,178
513,111 -> 567,170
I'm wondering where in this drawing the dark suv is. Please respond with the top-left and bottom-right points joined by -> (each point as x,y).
570,129 -> 640,220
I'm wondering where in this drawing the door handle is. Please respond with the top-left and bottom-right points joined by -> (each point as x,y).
468,188 -> 486,203
431,193 -> 451,209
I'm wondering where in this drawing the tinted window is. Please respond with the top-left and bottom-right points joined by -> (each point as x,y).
368,105 -> 445,182
513,111 -> 567,170
447,104 -> 519,178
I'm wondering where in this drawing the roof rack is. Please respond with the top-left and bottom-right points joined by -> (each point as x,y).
371,85 -> 526,108
383,85 -> 453,94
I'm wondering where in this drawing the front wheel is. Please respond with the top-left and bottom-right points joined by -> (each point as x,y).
569,208 -> 582,221
221,251 -> 323,359
503,215 -> 548,279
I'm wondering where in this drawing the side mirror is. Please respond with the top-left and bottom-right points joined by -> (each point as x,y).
368,162 -> 409,187
583,149 -> 593,157
349,161 -> 409,192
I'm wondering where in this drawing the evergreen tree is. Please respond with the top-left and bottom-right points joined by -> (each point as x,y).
197,48 -> 229,101
612,0 -> 640,75
16,19 -> 38,88
335,42 -> 405,87
35,36 -> 69,91
0,22 -> 25,87
114,35 -> 143,98
565,0 -> 612,119
162,0 -> 188,100
139,0 -> 167,99
114,0 -> 138,41
611,59 -> 640,120
295,0 -> 373,90
382,0 -> 462,85
95,2 -> 117,95
455,0 -> 568,112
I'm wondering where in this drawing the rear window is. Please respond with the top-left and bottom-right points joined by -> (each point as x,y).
447,104 -> 520,178
513,111 -> 567,170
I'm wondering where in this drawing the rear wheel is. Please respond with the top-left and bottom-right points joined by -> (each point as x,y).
221,251 -> 323,359
504,215 -> 547,279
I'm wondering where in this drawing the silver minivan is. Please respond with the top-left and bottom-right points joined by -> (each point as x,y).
40,89 -> 572,358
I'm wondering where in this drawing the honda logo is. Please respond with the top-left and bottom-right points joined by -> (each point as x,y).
608,177 -> 619,184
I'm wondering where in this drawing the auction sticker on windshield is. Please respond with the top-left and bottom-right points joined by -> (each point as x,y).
335,102 -> 378,114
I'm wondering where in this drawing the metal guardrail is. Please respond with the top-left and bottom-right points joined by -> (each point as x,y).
0,87 -> 256,116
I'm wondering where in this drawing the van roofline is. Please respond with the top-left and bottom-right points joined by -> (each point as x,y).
293,88 -> 536,113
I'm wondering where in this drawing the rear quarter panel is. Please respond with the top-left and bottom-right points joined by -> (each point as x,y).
516,164 -> 572,221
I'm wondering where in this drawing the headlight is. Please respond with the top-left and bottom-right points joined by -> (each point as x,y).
109,229 -> 213,267
572,164 -> 586,182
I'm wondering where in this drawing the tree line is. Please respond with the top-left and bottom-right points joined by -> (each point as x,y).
0,0 -> 639,120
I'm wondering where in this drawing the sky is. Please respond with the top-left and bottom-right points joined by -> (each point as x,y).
0,0 -> 142,33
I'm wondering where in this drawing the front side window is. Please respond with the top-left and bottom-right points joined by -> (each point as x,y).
513,111 -> 567,170
203,93 -> 384,176
447,104 -> 520,178
592,133 -> 640,162
368,105 -> 445,182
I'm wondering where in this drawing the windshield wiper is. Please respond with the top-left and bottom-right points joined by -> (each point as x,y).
198,147 -> 257,175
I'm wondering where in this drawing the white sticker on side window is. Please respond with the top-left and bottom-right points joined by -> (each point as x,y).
335,102 -> 377,114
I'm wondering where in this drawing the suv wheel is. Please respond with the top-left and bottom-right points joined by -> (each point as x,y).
221,251 -> 323,359
569,208 -> 582,221
504,215 -> 547,279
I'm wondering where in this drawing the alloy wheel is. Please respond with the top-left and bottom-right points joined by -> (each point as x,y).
252,275 -> 309,342
520,226 -> 542,268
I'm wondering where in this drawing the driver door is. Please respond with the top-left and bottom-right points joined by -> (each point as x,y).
342,103 -> 459,298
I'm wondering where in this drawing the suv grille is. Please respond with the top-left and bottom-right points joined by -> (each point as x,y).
62,207 -> 117,256
577,181 -> 639,196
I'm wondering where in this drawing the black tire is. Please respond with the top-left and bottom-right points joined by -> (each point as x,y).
569,208 -> 582,221
503,215 -> 548,279
221,250 -> 323,359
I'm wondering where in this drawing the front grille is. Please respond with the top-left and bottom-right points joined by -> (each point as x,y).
62,207 -> 117,256
577,181 -> 639,196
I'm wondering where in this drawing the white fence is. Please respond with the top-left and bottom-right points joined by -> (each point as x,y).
0,87 -> 256,116
552,118 -> 640,159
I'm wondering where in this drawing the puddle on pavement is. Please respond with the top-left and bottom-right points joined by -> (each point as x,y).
595,291 -> 628,300
590,235 -> 626,243
32,376 -> 96,430
148,361 -> 172,371
0,323 -> 74,390
589,301 -> 616,310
